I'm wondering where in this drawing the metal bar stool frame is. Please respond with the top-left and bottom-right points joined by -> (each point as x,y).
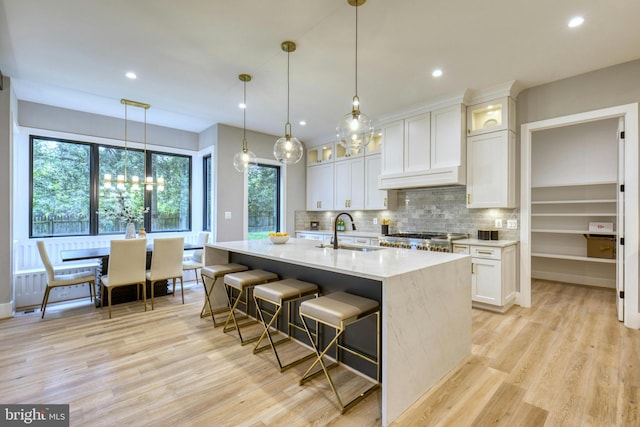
223,270 -> 278,346
200,264 -> 248,327
299,297 -> 381,414
253,280 -> 320,371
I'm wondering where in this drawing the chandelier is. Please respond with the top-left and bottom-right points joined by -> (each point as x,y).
103,98 -> 164,191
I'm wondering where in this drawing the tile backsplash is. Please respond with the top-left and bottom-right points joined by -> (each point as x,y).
295,186 -> 520,240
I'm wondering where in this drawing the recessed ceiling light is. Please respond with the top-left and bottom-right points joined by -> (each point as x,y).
299,121 -> 306,126
239,102 -> 246,109
568,16 -> 584,28
432,69 -> 443,78
125,71 -> 137,79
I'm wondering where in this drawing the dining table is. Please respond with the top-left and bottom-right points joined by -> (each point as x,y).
60,242 -> 203,307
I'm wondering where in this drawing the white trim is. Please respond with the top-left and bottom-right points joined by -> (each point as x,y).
0,302 -> 14,319
520,103 -> 639,328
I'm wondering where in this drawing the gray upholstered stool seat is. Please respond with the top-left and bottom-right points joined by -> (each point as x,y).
299,291 -> 381,414
253,279 -> 319,371
223,269 -> 279,345
200,263 -> 248,327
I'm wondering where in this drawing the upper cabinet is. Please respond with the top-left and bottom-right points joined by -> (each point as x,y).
334,157 -> 365,210
307,142 -> 333,165
379,103 -> 466,189
467,97 -> 516,137
467,130 -> 516,208
306,162 -> 334,211
466,96 -> 517,208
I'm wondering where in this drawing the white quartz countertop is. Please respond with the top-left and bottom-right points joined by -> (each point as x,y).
208,238 -> 467,280
455,238 -> 519,247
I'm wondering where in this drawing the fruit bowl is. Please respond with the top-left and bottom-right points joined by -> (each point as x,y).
269,234 -> 290,244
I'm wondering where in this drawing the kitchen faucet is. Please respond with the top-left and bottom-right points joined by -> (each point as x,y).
333,212 -> 356,249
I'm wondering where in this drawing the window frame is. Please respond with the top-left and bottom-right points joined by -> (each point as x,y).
246,161 -> 282,239
203,154 -> 212,232
29,134 -> 192,238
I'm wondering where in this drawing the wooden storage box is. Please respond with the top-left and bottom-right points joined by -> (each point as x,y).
585,235 -> 616,259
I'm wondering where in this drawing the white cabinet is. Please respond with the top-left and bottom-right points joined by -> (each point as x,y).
404,112 -> 431,173
381,119 -> 404,176
306,162 -> 334,211
307,143 -> 333,164
334,157 -> 365,210
466,96 -> 517,208
365,154 -> 395,210
431,104 -> 466,170
460,243 -> 517,312
379,104 -> 466,189
467,97 -> 516,137
467,130 -> 516,208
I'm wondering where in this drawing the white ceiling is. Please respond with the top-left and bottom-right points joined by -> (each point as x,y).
1,0 -> 640,146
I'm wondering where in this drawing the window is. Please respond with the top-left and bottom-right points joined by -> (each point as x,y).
247,163 -> 281,239
31,137 -> 92,236
30,135 -> 192,237
203,155 -> 212,231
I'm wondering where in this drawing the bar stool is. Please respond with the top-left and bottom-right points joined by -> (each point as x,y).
223,269 -> 279,345
299,291 -> 381,414
253,278 -> 319,371
200,263 -> 248,327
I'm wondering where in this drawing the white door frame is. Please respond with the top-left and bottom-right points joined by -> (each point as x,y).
519,103 -> 639,328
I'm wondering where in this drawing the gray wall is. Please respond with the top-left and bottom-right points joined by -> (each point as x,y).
0,75 -> 15,314
19,101 -> 199,150
517,58 -> 640,125
200,123 -> 306,242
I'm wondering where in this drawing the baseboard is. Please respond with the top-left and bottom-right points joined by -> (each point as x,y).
0,301 -> 14,319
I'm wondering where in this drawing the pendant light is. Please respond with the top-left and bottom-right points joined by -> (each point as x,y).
233,74 -> 257,173
336,0 -> 374,154
274,41 -> 304,164
104,98 -> 164,191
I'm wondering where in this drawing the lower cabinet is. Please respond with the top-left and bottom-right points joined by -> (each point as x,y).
456,241 -> 517,313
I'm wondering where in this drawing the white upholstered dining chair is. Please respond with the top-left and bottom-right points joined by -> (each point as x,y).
100,238 -> 147,319
36,240 -> 97,319
182,231 -> 209,285
148,237 -> 184,309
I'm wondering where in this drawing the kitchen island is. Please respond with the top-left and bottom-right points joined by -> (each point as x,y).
205,238 -> 471,426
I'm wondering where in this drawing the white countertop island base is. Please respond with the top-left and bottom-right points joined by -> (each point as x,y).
205,239 -> 471,426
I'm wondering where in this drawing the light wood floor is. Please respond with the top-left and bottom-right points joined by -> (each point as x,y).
1,279 -> 638,426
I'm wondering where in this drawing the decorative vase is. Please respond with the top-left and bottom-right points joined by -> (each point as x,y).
138,227 -> 147,239
125,222 -> 136,239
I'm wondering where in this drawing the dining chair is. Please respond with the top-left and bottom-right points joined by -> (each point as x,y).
148,237 -> 185,310
100,238 -> 147,319
182,231 -> 209,285
36,241 -> 97,319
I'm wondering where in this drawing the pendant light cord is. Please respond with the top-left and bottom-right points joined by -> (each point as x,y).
285,48 -> 292,138
354,2 -> 359,100
242,79 -> 248,152
124,103 -> 128,180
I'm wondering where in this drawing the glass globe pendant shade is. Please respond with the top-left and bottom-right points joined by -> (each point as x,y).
233,148 -> 256,173
336,108 -> 374,154
274,135 -> 303,164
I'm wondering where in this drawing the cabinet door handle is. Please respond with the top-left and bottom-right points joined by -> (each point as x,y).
477,250 -> 493,255
467,194 -> 471,204
384,197 -> 387,207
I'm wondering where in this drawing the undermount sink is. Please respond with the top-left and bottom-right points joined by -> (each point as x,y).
315,243 -> 384,252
